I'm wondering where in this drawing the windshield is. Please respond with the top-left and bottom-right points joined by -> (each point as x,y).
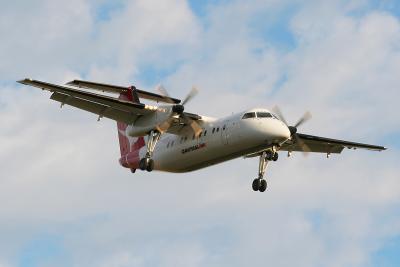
256,112 -> 272,118
242,112 -> 256,119
242,112 -> 280,120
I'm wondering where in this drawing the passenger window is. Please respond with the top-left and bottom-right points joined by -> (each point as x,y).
242,112 -> 256,119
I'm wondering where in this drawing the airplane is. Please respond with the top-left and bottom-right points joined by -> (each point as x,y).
18,78 -> 387,192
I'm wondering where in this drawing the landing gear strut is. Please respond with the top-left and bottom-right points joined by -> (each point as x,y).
252,148 -> 278,192
139,130 -> 161,172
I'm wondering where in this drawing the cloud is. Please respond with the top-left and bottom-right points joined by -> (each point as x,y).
0,0 -> 399,267
86,0 -> 201,83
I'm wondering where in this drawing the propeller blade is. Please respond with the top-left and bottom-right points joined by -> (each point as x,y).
190,120 -> 203,137
272,106 -> 288,125
271,106 -> 312,156
182,114 -> 202,137
156,117 -> 174,133
155,85 -> 201,135
182,86 -> 198,106
294,134 -> 311,156
156,84 -> 175,104
294,111 -> 312,128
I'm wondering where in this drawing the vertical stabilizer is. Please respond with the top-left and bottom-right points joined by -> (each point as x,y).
117,86 -> 145,171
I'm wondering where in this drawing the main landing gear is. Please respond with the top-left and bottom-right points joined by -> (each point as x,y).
252,149 -> 278,192
139,130 -> 161,172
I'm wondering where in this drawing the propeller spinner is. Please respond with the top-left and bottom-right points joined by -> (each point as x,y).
156,85 -> 202,136
272,106 -> 312,155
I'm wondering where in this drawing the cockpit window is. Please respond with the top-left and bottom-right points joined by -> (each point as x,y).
257,112 -> 272,118
242,112 -> 256,119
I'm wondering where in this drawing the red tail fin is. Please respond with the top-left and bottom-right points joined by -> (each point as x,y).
117,87 -> 145,171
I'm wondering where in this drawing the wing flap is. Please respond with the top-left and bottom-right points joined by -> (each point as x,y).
66,79 -> 181,104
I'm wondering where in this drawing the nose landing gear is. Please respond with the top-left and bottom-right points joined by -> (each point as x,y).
252,177 -> 267,192
252,149 -> 278,192
139,130 -> 161,172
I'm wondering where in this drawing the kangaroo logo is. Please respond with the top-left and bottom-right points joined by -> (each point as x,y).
118,128 -> 140,152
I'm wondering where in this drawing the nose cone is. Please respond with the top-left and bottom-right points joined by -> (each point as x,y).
264,121 -> 291,143
280,124 -> 291,140
242,116 -> 291,144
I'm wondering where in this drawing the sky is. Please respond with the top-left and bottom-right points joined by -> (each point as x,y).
0,0 -> 400,266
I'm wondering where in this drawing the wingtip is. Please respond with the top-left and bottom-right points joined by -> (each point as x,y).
17,78 -> 33,84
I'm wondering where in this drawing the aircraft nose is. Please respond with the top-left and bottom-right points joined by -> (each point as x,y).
279,124 -> 291,141
263,121 -> 291,142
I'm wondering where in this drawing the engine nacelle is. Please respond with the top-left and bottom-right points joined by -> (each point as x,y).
126,105 -> 174,137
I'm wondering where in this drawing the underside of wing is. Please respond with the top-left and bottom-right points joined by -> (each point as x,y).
18,78 -> 157,124
281,133 -> 387,154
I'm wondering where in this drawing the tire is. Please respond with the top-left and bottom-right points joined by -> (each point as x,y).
252,179 -> 260,191
259,179 -> 267,192
266,151 -> 274,161
146,159 -> 154,172
139,158 -> 147,171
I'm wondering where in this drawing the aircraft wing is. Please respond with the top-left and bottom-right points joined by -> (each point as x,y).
18,79 -> 157,124
66,79 -> 181,104
245,133 -> 386,158
280,133 -> 386,154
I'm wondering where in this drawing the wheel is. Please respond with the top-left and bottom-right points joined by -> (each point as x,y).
259,179 -> 267,192
146,158 -> 154,172
252,178 -> 260,191
272,152 -> 278,161
266,151 -> 274,161
139,158 -> 147,170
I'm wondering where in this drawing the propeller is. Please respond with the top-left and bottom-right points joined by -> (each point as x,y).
156,85 -> 202,136
272,106 -> 312,155
182,86 -> 198,106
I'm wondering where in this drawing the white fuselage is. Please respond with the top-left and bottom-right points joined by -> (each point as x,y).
138,108 -> 291,172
